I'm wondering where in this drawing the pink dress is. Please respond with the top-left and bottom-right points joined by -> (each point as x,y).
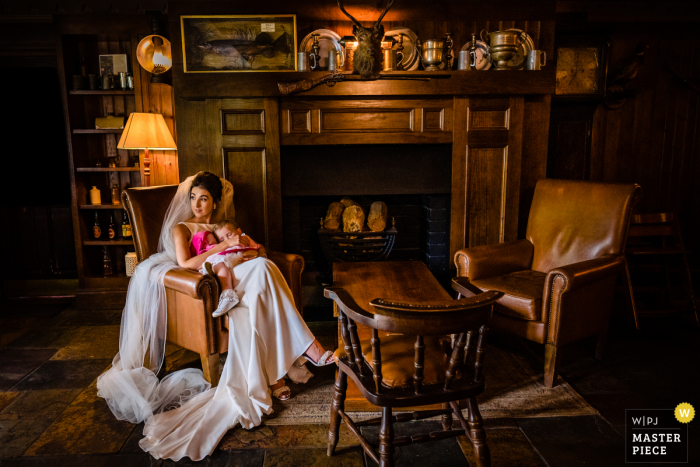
191,231 -> 261,274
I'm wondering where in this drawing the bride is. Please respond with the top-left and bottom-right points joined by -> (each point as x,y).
97,172 -> 334,461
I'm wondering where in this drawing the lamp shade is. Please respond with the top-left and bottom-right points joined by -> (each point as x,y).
136,34 -> 173,75
117,113 -> 177,150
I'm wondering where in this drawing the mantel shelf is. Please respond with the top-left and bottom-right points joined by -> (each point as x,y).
73,129 -> 123,134
69,90 -> 135,95
80,204 -> 124,209
77,167 -> 140,172
175,69 -> 556,99
84,240 -> 134,246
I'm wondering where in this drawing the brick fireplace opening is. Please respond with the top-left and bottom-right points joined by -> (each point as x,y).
280,143 -> 452,317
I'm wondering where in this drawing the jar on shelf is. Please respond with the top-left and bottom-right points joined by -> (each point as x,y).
90,186 -> 101,205
111,184 -> 120,205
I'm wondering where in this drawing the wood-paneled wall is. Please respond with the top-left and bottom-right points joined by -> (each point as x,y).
588,25 -> 700,266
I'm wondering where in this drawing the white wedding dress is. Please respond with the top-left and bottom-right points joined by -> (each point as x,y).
97,175 -> 315,461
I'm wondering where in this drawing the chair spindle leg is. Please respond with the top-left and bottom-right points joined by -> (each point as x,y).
327,371 -> 348,457
463,330 -> 474,364
467,397 -> 491,467
338,311 -> 354,364
379,406 -> 394,467
414,335 -> 424,394
445,332 -> 466,389
441,402 -> 452,431
474,325 -> 488,383
346,317 -> 365,376
371,329 -> 382,392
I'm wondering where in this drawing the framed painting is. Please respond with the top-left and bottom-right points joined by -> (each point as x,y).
181,15 -> 297,72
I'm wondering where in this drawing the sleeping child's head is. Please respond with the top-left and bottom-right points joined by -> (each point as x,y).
213,220 -> 241,242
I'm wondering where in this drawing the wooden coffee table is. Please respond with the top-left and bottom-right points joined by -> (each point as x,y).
332,261 -> 452,411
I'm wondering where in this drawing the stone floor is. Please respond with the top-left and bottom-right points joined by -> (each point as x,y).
0,299 -> 698,466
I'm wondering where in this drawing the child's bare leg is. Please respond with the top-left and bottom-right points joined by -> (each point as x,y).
213,263 -> 233,290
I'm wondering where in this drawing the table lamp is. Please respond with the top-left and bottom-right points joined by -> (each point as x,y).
117,113 -> 177,187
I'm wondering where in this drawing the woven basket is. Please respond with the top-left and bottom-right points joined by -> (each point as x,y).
125,252 -> 138,276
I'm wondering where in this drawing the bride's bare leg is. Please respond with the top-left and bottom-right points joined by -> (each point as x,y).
304,339 -> 335,364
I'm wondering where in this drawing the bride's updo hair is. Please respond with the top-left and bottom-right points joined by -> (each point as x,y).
190,171 -> 223,203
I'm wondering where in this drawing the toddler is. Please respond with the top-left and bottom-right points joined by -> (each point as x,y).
191,220 -> 263,317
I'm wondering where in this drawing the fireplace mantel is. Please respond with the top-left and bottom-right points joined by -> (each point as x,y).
176,92 -> 549,266
175,70 -> 555,100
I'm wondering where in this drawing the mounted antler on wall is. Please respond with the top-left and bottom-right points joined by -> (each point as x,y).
337,0 -> 395,79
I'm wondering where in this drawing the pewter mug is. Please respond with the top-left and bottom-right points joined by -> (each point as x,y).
297,52 -> 316,71
327,50 -> 344,71
526,50 -> 547,70
457,50 -> 477,70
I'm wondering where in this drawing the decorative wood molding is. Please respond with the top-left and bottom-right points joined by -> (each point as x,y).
221,109 -> 266,135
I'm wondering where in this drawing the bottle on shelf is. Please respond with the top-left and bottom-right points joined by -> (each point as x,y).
103,246 -> 113,276
122,210 -> 132,239
93,212 -> 101,239
90,186 -> 101,205
108,215 -> 116,240
111,184 -> 120,205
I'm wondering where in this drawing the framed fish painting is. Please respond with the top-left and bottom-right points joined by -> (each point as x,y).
181,15 -> 297,72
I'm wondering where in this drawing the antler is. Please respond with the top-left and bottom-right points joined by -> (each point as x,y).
336,0 -> 363,28
375,0 -> 395,27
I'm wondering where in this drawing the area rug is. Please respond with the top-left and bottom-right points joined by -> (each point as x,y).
263,341 -> 598,426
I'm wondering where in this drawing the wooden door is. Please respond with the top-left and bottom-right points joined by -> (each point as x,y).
451,96 -> 525,259
205,98 -> 283,251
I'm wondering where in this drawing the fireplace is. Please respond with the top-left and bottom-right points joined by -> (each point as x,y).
280,144 -> 452,277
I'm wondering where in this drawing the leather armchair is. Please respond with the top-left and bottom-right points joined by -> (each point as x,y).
122,185 -> 305,386
453,179 -> 641,387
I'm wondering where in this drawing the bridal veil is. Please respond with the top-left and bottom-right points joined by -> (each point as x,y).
96,173 -> 234,423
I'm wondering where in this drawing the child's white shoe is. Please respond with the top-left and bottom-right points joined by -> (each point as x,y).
212,289 -> 239,317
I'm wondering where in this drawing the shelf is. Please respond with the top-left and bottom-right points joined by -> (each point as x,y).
69,90 -> 135,95
77,167 -> 140,172
80,204 -> 124,209
84,240 -> 133,246
73,129 -> 123,134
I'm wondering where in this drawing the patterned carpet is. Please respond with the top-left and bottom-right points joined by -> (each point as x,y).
264,340 -> 597,425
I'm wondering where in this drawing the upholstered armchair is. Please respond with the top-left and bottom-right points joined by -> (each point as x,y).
453,179 -> 641,388
122,185 -> 305,386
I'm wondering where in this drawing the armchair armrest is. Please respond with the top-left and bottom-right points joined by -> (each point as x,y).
545,255 -> 626,293
543,254 -> 626,347
164,268 -> 219,299
454,239 -> 534,281
267,251 -> 305,315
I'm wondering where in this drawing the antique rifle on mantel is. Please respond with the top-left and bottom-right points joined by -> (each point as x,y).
277,72 -> 449,96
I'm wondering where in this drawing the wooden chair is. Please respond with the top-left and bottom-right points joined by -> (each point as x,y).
122,185 -> 305,386
624,212 -> 699,328
324,286 -> 503,467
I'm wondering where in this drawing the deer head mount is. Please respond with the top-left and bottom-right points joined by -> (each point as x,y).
337,0 -> 395,79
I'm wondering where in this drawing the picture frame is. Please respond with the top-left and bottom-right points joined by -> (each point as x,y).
181,15 -> 297,72
99,54 -> 129,76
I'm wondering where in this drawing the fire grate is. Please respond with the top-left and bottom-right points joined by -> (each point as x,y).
318,225 -> 398,263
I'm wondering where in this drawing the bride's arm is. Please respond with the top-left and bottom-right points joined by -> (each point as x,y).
173,224 -> 244,270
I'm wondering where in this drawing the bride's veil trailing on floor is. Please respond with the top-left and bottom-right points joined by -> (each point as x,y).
96,173 -> 234,424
